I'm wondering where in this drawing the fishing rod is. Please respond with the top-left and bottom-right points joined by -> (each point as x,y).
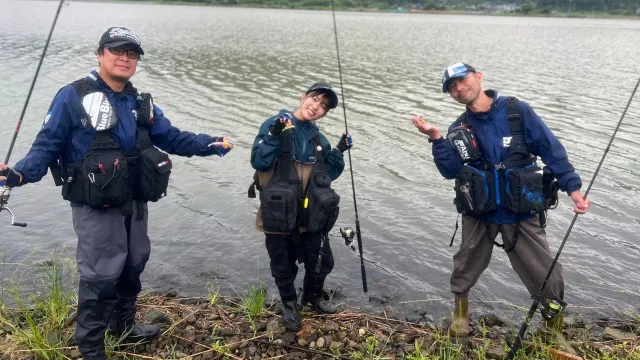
330,0 -> 367,293
0,0 -> 65,227
506,76 -> 640,359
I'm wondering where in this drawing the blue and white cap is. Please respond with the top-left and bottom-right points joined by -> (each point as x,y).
442,62 -> 476,93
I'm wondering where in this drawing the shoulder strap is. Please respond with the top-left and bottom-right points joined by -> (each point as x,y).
135,93 -> 155,150
506,97 -> 523,136
499,96 -> 536,169
313,134 -> 324,162
454,111 -> 468,127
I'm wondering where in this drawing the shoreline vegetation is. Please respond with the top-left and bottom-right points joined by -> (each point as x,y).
1,251 -> 639,359
91,0 -> 640,20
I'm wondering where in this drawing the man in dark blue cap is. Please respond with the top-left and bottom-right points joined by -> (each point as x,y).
0,26 -> 234,360
411,62 -> 590,354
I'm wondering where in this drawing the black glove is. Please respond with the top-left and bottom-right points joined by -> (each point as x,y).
269,114 -> 292,136
0,167 -> 22,187
336,132 -> 353,153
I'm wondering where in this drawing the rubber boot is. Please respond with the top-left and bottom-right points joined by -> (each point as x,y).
108,296 -> 160,342
302,276 -> 336,314
281,299 -> 301,331
449,297 -> 470,338
538,315 -> 577,355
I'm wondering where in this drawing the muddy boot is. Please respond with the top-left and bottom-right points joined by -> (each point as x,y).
449,297 -> 470,338
537,315 -> 577,355
302,277 -> 336,314
281,299 -> 301,331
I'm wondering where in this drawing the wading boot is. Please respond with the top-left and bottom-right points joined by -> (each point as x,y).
108,322 -> 161,342
108,297 -> 160,342
302,278 -> 337,314
449,297 -> 470,338
281,299 -> 301,331
538,315 -> 577,355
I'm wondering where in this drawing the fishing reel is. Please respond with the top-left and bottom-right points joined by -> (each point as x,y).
534,295 -> 566,321
0,184 -> 27,227
340,226 -> 356,251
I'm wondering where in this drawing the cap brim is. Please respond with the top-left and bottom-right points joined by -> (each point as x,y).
103,40 -> 144,55
442,72 -> 469,93
309,89 -> 339,109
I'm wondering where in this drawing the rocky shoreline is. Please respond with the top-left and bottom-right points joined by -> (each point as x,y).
1,288 -> 638,360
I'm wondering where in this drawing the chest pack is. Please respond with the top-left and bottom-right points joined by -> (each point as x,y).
301,137 -> 340,234
248,132 -> 340,235
451,97 -> 559,219
50,78 -> 172,212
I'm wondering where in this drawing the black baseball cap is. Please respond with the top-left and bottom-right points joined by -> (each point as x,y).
99,27 -> 144,55
306,83 -> 339,110
442,62 -> 476,93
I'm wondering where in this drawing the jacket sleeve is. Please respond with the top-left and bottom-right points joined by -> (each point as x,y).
319,133 -> 345,181
149,105 -> 219,157
13,86 -> 74,185
431,123 -> 464,179
250,116 -> 281,171
521,101 -> 582,194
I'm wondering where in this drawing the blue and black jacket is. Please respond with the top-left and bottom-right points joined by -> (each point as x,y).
432,90 -> 582,224
14,71 -> 220,185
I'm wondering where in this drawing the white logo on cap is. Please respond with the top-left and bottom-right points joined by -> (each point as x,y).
109,27 -> 141,45
446,62 -> 467,77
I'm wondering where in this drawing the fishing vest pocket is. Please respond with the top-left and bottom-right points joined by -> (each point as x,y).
303,172 -> 340,234
504,165 -> 544,216
135,147 -> 172,202
61,163 -> 85,204
454,165 -> 496,216
260,182 -> 299,233
82,151 -> 129,209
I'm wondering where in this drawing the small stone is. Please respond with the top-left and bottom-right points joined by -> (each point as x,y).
479,313 -> 504,327
145,310 -> 171,324
248,346 -> 258,355
69,350 -> 82,359
322,320 -> 340,332
309,341 -> 316,348
486,346 -> 505,359
358,328 -> 366,337
165,290 -> 178,298
298,338 -> 308,347
266,319 -> 286,337
330,341 -> 344,350
316,337 -> 325,348
308,332 -> 319,343
603,327 -> 636,341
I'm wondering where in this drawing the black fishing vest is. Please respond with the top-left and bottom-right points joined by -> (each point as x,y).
248,132 -> 340,235
50,78 -> 173,215
451,97 -> 558,219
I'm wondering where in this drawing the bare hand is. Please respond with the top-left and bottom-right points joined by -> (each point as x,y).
411,115 -> 441,139
569,190 -> 591,214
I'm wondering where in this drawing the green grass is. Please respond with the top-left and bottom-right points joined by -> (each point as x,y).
0,250 -> 78,360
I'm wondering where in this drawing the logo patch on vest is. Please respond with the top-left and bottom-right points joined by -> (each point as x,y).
82,92 -> 118,131
503,136 -> 512,147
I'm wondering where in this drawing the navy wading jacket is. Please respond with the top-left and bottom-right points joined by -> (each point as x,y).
14,71 -> 220,185
431,90 -> 582,224
251,110 -> 345,181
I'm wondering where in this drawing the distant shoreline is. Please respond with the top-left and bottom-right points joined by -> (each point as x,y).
73,0 -> 640,20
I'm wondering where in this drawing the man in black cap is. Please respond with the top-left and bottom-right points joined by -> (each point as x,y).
0,26 -> 234,359
410,62 -> 590,353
